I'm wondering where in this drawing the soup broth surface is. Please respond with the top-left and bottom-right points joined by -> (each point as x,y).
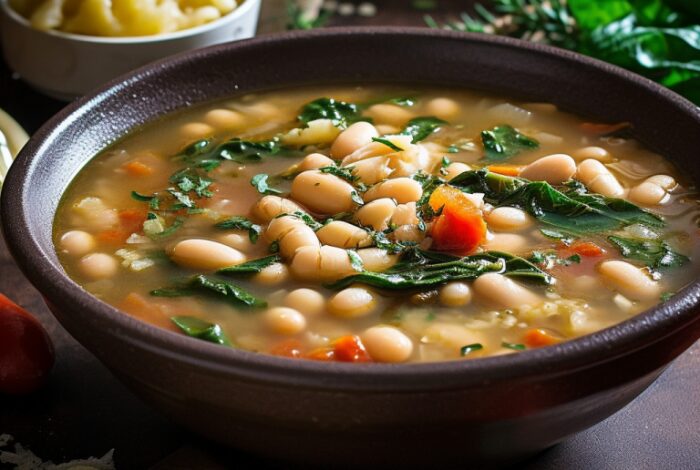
54,86 -> 700,363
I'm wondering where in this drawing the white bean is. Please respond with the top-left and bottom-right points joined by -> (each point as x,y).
391,202 -> 419,226
252,196 -> 304,223
366,104 -> 414,126
423,323 -> 487,353
316,221 -> 372,248
425,97 -> 460,120
171,239 -> 246,270
284,289 -> 326,316
297,153 -> 335,172
357,248 -> 399,272
361,326 -> 414,363
179,122 -> 214,140
445,162 -> 471,181
290,245 -> 356,281
473,273 -> 541,309
391,225 -> 424,243
218,232 -> 254,253
330,122 -> 379,159
291,170 -> 357,215
572,146 -> 611,162
375,124 -> 401,135
347,155 -> 392,185
577,159 -> 624,197
266,215 -> 320,259
355,198 -> 397,231
79,253 -> 118,280
628,181 -> 667,206
253,263 -> 290,285
646,174 -> 676,191
485,207 -> 533,232
483,233 -> 529,254
264,307 -> 307,335
363,177 -> 423,204
203,109 -> 245,130
597,260 -> 661,301
59,230 -> 95,256
328,287 -> 377,318
439,282 -> 472,307
519,154 -> 576,184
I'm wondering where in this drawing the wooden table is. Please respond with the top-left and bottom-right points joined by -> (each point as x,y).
1,2 -> 699,468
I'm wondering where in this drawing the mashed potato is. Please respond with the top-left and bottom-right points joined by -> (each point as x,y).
9,0 -> 239,37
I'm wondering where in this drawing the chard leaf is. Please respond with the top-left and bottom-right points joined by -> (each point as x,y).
608,235 -> 689,269
481,125 -> 539,162
372,137 -> 404,152
218,255 -> 281,275
251,174 -> 283,195
171,316 -> 232,346
402,116 -> 447,143
298,97 -> 362,127
215,216 -> 262,243
169,168 -> 213,198
152,275 -> 267,308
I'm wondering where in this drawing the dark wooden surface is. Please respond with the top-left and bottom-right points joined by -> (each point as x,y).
1,2 -> 699,468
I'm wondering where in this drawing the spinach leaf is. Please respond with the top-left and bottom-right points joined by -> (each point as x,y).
144,214 -> 185,240
608,235 -> 689,269
152,275 -> 267,308
218,255 -> 281,275
319,165 -> 360,184
169,168 -> 213,198
481,125 -> 539,162
460,343 -> 483,356
286,211 -> 324,231
171,316 -> 232,346
215,216 -> 262,243
347,249 -> 364,272
327,249 -> 552,290
402,116 -> 447,143
372,137 -> 404,152
298,97 -> 362,127
178,137 -> 287,168
502,341 -> 527,351
529,250 -> 581,269
250,174 -> 283,195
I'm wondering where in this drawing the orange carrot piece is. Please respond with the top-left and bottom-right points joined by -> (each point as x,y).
429,185 -> 487,255
270,339 -> 303,358
524,328 -> 560,348
118,209 -> 148,234
96,229 -> 130,245
486,164 -> 524,177
123,161 -> 154,177
333,335 -> 372,363
306,347 -> 335,361
569,241 -> 605,257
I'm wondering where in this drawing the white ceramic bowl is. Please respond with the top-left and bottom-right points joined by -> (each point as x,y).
0,0 -> 261,100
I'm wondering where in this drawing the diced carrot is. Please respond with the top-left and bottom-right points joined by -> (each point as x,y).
569,241 -> 605,257
429,185 -> 486,255
270,339 -> 303,358
524,328 -> 560,348
486,164 -> 524,177
118,209 -> 148,234
333,335 -> 372,363
123,161 -> 154,177
119,293 -> 179,332
579,122 -> 630,135
306,347 -> 335,361
97,229 -> 130,245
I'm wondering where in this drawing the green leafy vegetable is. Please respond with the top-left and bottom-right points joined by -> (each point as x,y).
460,343 -> 484,356
287,211 -> 323,231
298,97 -> 362,127
347,250 -> 364,272
607,235 -> 689,269
402,116 -> 447,143
169,168 -> 213,198
218,255 -> 281,275
178,137 -> 287,169
171,316 -> 232,346
286,0 -> 334,30
480,125 -> 539,162
372,137 -> 404,152
529,250 -> 581,269
250,174 -> 283,195
144,213 -> 185,240
350,190 -> 365,206
215,216 -> 262,243
502,341 -> 527,351
319,165 -> 360,184
660,291 -> 675,302
152,275 -> 267,308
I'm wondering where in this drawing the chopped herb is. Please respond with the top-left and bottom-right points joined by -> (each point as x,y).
298,97 -> 362,127
370,229 -> 414,255
529,250 -> 581,269
215,216 -> 262,243
350,190 -> 365,206
660,292 -> 674,302
402,116 -> 447,143
166,188 -> 195,209
288,211 -> 323,231
347,249 -> 364,272
389,97 -> 415,107
250,173 -> 283,195
372,137 -> 404,152
171,316 -> 232,346
502,341 -> 527,351
447,145 -> 459,154
269,240 -> 280,254
152,275 -> 267,308
481,125 -> 539,162
460,343 -> 484,356
608,236 -> 689,270
319,165 -> 359,183
169,168 -> 213,198
218,255 -> 281,275
540,228 -> 577,245
131,191 -> 154,202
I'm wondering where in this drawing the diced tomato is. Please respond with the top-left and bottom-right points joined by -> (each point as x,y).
0,294 -> 54,394
123,161 -> 154,177
118,209 -> 148,234
306,347 -> 336,361
569,241 -> 605,257
524,328 -> 560,348
333,335 -> 372,363
119,293 -> 179,332
579,122 -> 630,135
97,229 -> 130,245
270,339 -> 303,358
429,185 -> 486,254
486,164 -> 524,177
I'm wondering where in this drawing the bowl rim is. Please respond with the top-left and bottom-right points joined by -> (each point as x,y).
0,0 -> 259,44
3,27 -> 700,392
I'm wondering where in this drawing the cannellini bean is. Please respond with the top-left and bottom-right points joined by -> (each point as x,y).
357,248 -> 399,272
59,230 -> 95,256
284,288 -> 326,316
72,197 -> 119,231
330,122 -> 379,159
290,245 -> 356,281
386,141 -> 430,177
297,153 -> 335,172
426,97 -> 460,120
348,155 -> 392,185
264,307 -> 307,335
646,174 -> 676,191
282,119 -> 341,146
218,232 -> 254,253
375,124 -> 401,135
628,181 -> 667,205
577,159 -> 624,197
328,287 -> 377,318
291,170 -> 357,215
266,216 -> 320,259
355,198 -> 397,231
79,253 -> 119,280
361,326 -> 414,363
572,146 -> 611,162
179,122 -> 214,140
439,282 -> 472,307
203,109 -> 245,130
366,104 -> 414,127
316,221 -> 372,248
597,260 -> 661,301
485,207 -> 533,232
391,202 -> 419,226
483,233 -> 529,254
363,177 -> 423,204
423,323 -> 487,352
445,162 -> 471,181
171,239 -> 246,270
473,273 -> 541,309
391,225 -> 424,243
253,263 -> 290,285
252,195 -> 304,223
519,154 -> 576,184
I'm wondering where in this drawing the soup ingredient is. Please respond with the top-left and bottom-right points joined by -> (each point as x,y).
597,260 -> 661,301
215,216 -> 262,243
0,294 -> 54,394
472,272 -> 541,309
519,154 -> 577,185
171,316 -> 232,346
360,326 -> 414,363
481,125 -> 539,162
328,287 -> 377,318
607,236 -> 689,270
79,253 -> 119,280
331,122 -> 379,158
11,0 -> 239,37
264,307 -> 307,335
59,230 -> 96,256
153,275 -> 266,308
402,116 -> 447,143
428,185 -> 486,253
576,159 -> 624,197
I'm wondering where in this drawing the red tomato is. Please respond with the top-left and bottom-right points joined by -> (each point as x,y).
524,328 -> 560,348
429,185 -> 486,254
568,241 -> 605,257
270,339 -> 303,358
0,294 -> 54,394
333,335 -> 372,363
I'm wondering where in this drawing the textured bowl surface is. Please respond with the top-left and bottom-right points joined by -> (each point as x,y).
2,28 -> 700,467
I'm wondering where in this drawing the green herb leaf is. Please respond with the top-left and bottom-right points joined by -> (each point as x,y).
607,235 -> 689,269
152,275 -> 267,308
287,211 -> 323,231
347,249 -> 364,272
171,316 -> 232,346
350,190 -> 365,206
319,165 -> 359,183
372,137 -> 404,152
402,116 -> 447,143
218,255 -> 281,275
215,216 -> 262,243
169,168 -> 213,198
660,291 -> 675,302
460,343 -> 484,356
502,341 -> 527,351
481,125 -> 539,162
298,97 -> 362,127
250,173 -> 283,195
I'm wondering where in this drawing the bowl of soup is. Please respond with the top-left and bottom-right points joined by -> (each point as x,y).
2,28 -> 700,466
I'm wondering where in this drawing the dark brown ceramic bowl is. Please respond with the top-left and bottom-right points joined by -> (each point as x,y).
2,28 -> 700,467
